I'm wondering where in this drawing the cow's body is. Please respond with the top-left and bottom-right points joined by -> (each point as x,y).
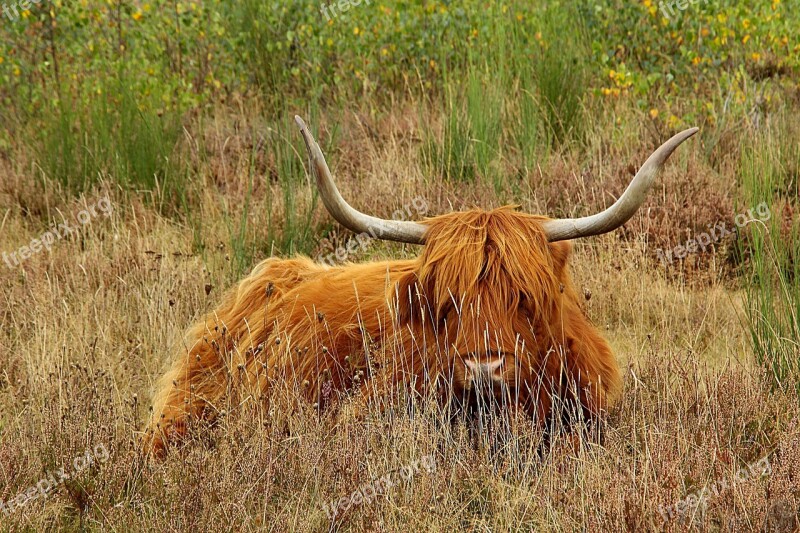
143,208 -> 621,455
142,117 -> 696,456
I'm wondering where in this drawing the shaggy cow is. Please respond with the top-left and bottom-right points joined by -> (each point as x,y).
142,117 -> 697,455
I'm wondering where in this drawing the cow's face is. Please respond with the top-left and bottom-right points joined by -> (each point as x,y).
393,208 -> 574,404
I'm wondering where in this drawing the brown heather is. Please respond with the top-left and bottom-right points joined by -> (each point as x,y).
0,105 -> 798,532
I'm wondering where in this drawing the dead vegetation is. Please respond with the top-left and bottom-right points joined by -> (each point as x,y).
0,104 -> 798,532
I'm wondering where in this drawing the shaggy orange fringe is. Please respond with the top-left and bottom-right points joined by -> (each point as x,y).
142,207 -> 621,455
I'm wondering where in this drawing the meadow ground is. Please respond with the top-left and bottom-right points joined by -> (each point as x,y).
1,107 -> 798,531
1,1 -> 799,531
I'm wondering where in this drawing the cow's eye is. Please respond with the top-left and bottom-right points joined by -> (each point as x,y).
518,292 -> 533,315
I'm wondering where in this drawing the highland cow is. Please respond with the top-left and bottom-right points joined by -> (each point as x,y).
141,117 -> 697,455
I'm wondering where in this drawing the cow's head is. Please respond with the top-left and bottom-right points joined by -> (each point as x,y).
390,208 -> 572,403
295,116 -> 696,411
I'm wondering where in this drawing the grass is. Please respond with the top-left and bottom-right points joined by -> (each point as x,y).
528,3 -> 589,149
222,116 -> 321,280
36,78 -> 184,208
1,0 -> 800,530
738,114 -> 800,392
420,4 -> 589,188
1,101 -> 799,530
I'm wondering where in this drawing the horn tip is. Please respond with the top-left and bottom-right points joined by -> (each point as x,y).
662,127 -> 699,151
677,126 -> 699,141
294,115 -> 307,130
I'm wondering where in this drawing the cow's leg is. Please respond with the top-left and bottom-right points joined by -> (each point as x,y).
142,257 -> 322,456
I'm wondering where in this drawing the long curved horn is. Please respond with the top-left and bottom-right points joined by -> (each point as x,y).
541,127 -> 699,242
295,116 -> 428,244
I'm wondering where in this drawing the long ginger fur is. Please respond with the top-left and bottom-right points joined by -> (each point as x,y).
143,207 -> 621,455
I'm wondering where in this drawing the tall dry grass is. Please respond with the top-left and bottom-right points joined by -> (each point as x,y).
1,98 -> 798,531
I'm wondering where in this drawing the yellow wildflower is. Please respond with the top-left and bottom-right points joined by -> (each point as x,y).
751,52 -> 761,61
132,10 -> 143,21
667,114 -> 680,128
353,27 -> 360,35
742,35 -> 750,44
649,108 -> 659,119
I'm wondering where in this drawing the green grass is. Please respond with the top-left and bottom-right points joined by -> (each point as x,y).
420,2 -> 589,188
36,77 -> 183,208
529,3 -> 589,149
738,112 -> 800,393
421,83 -> 476,183
267,115 -> 321,259
221,116 -> 322,280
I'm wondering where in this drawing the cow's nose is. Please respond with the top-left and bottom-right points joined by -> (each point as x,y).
463,357 -> 505,384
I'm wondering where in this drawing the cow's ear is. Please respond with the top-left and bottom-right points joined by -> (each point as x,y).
547,240 -> 572,277
393,271 -> 422,326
